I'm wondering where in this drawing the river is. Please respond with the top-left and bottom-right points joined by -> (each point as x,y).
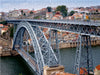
0,46 -> 100,75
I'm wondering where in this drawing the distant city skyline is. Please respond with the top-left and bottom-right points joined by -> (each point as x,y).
0,0 -> 100,12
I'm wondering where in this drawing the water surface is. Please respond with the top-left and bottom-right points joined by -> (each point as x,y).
0,46 -> 100,75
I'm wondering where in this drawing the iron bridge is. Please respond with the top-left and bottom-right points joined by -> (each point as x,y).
6,19 -> 100,75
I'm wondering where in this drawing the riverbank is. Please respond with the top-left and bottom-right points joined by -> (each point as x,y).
0,38 -> 100,57
0,46 -> 100,75
58,40 -> 100,49
0,47 -> 19,57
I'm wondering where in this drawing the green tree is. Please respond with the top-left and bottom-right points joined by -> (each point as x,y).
21,10 -> 24,15
34,16 -> 40,19
0,21 -> 7,25
47,7 -> 52,12
30,11 -> 33,14
9,27 -> 13,38
56,5 -> 68,17
69,11 -> 75,16
23,13 -> 26,16
96,10 -> 98,13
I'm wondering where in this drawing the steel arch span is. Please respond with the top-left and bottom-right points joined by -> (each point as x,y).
13,22 -> 59,75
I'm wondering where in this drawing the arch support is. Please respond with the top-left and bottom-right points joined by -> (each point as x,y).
13,22 -> 59,75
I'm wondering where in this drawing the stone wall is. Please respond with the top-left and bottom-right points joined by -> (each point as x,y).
59,40 -> 100,49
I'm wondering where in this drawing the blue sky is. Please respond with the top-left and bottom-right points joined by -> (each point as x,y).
0,0 -> 100,12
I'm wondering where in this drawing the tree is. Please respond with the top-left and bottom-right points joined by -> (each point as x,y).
34,16 -> 40,19
21,10 -> 24,15
47,7 -> 52,12
0,21 -> 7,25
23,13 -> 26,16
9,27 -> 13,38
56,5 -> 68,17
30,11 -> 33,14
69,11 -> 75,16
96,10 -> 98,13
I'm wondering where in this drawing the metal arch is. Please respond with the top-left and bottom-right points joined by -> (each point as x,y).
31,25 -> 59,66
13,22 -> 59,75
13,22 -> 43,74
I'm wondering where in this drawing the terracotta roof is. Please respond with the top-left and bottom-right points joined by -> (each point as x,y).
0,24 -> 3,27
2,28 -> 7,30
28,39 -> 32,41
79,68 -> 87,75
53,14 -> 63,19
4,26 -> 8,28
96,65 -> 100,70
43,28 -> 48,32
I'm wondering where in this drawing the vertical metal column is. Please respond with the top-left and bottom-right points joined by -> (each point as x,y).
74,34 -> 82,75
52,30 -> 55,50
53,30 -> 61,64
74,35 -> 94,75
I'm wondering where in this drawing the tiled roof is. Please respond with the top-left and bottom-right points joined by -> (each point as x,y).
96,65 -> 100,70
2,28 -> 8,31
0,24 -> 3,27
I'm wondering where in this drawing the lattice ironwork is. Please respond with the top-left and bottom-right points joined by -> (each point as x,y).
13,22 -> 59,75
74,35 -> 94,75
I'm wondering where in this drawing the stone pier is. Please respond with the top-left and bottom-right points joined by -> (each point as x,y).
43,66 -> 64,75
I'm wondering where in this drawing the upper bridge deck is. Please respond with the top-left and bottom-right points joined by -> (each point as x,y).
7,19 -> 100,26
6,19 -> 100,37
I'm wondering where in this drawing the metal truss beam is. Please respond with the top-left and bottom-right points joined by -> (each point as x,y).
74,35 -> 94,75
7,19 -> 100,37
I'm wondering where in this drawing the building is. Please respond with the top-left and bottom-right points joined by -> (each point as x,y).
46,12 -> 53,20
0,28 -> 8,35
67,16 -> 74,20
94,65 -> 100,75
0,24 -> 4,28
72,13 -> 83,20
52,11 -> 63,20
8,10 -> 21,18
19,9 -> 30,16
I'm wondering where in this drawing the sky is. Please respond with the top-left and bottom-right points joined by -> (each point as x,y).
0,0 -> 100,12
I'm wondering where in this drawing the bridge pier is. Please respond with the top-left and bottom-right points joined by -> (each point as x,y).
74,35 -> 94,75
43,66 -> 64,75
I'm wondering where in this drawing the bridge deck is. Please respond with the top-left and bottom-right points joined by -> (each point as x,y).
7,19 -> 100,26
16,49 -> 38,71
7,19 -> 100,37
